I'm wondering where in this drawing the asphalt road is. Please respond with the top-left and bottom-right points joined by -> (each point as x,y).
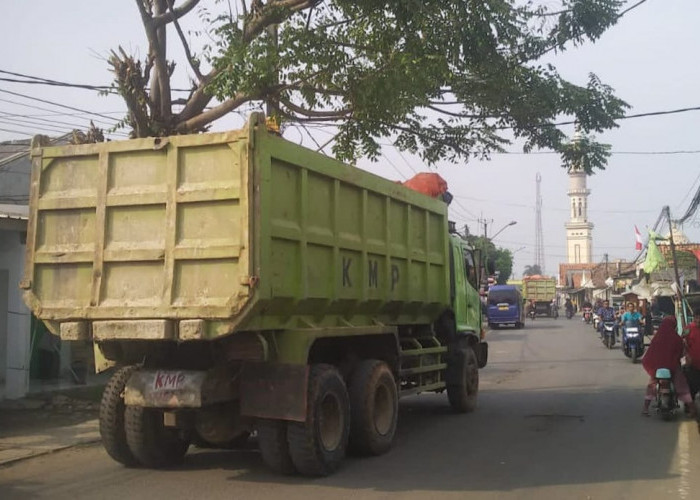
2,317 -> 699,500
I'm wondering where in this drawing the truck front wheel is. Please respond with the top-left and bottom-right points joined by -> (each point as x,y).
348,360 -> 398,456
124,406 -> 190,468
287,364 -> 350,476
99,365 -> 139,466
446,347 -> 479,413
257,419 -> 296,474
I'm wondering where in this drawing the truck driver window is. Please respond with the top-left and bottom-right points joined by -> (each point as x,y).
463,250 -> 477,288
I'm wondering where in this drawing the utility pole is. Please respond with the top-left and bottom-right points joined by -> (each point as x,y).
477,217 -> 492,289
604,253 -> 609,301
664,206 -> 684,320
535,173 -> 545,274
478,217 -> 492,240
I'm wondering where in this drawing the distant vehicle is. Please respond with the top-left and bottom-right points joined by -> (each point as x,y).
487,285 -> 524,329
522,276 -> 557,317
611,295 -> 624,311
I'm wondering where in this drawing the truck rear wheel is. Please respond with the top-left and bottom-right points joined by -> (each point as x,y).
124,406 -> 190,468
348,360 -> 397,456
99,365 -> 139,466
257,419 -> 296,474
447,347 -> 479,413
287,364 -> 350,476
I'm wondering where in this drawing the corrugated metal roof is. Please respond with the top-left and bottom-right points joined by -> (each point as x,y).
0,204 -> 29,220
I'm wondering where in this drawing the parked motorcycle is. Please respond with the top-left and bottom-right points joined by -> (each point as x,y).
582,307 -> 593,324
653,368 -> 679,421
601,321 -> 616,349
622,323 -> 645,363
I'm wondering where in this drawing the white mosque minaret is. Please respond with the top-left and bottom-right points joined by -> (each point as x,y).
565,132 -> 594,264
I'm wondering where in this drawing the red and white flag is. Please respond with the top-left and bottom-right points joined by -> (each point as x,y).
635,225 -> 643,251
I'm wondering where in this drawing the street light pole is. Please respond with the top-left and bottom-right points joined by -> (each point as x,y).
481,220 -> 517,288
490,220 -> 518,241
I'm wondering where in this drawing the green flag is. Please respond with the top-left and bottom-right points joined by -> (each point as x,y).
643,230 -> 666,273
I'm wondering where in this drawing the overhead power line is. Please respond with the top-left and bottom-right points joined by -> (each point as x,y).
0,126 -> 33,136
0,68 -> 192,93
0,88 -> 121,123
0,97 -> 123,128
496,149 -> 700,156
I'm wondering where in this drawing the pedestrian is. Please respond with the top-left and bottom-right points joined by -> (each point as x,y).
642,299 -> 653,337
641,316 -> 696,418
683,311 -> 700,399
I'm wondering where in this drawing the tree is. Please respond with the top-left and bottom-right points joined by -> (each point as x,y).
109,0 -> 634,171
465,235 -> 513,283
493,248 -> 514,284
523,264 -> 543,276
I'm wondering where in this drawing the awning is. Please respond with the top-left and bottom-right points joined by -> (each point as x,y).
0,204 -> 28,231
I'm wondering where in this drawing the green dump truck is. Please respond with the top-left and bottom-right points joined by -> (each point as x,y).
522,275 -> 557,317
22,114 -> 487,476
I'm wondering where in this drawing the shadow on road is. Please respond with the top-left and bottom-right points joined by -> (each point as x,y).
156,386 -> 685,493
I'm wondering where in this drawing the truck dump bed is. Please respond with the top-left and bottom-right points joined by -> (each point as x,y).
522,277 -> 556,302
22,115 -> 450,341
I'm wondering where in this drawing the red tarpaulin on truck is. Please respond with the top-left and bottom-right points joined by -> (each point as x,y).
402,173 -> 448,198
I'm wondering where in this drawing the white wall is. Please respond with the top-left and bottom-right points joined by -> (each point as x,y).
0,229 -> 30,399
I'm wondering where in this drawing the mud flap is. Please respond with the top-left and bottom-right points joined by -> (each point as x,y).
124,369 -> 237,408
240,362 -> 308,422
475,342 -> 488,369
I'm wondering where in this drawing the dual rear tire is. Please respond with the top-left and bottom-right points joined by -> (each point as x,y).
99,366 -> 189,469
101,361 -> 400,475
258,361 -> 398,476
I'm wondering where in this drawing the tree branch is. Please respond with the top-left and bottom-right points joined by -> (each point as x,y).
166,0 -> 203,81
108,48 -> 152,137
242,0 -> 321,43
175,91 -> 258,133
175,69 -> 219,121
152,0 -> 201,27
426,105 -> 482,119
280,97 -> 351,118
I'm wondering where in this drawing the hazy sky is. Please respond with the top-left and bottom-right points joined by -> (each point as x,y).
1,1 -> 699,278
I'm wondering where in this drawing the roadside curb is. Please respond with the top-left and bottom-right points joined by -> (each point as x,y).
0,419 -> 100,467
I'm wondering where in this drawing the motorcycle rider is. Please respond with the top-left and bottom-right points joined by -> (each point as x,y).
550,298 -> 559,317
620,302 -> 643,344
527,299 -> 536,319
641,316 -> 696,418
582,299 -> 593,322
596,299 -> 617,339
683,311 -> 700,401
564,298 -> 574,318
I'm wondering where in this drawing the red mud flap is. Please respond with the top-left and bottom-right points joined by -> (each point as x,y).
240,362 -> 308,422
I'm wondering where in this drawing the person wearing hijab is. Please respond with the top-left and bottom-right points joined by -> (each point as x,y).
641,316 -> 696,417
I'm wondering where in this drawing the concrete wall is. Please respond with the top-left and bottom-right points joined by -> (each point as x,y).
0,229 -> 30,398
0,269 -> 7,383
